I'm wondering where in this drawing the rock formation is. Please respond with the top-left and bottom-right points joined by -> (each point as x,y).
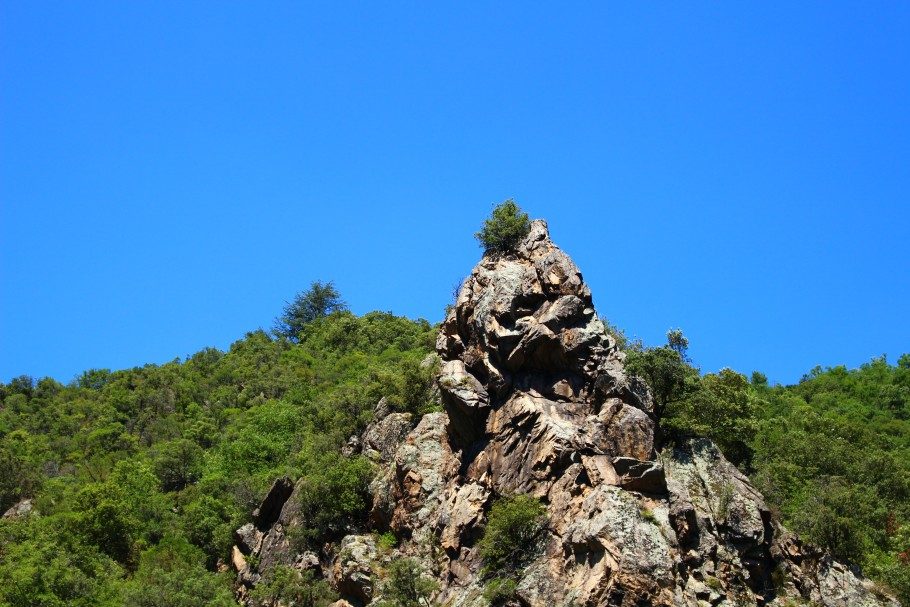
235,220 -> 897,606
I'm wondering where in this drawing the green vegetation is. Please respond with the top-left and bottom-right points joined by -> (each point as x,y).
750,355 -> 910,602
249,566 -> 334,607
481,577 -> 518,606
0,305 -> 436,605
377,530 -> 398,551
479,494 -> 547,575
630,330 -> 910,603
1,260 -> 908,603
474,199 -> 531,255
478,494 -> 546,603
625,329 -> 699,432
273,280 -> 348,342
377,558 -> 438,607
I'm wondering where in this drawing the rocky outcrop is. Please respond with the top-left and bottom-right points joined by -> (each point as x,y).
2,498 -> 34,519
331,535 -> 378,605
236,220 -> 896,607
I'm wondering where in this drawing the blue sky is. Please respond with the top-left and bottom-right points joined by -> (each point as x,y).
1,3 -> 907,385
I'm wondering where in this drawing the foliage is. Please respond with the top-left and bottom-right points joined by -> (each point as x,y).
482,577 -> 518,606
0,516 -> 124,607
121,535 -> 236,607
665,368 -> 759,466
377,531 -> 398,551
474,199 -> 531,255
274,280 -> 348,342
625,330 -> 909,601
0,307 -> 435,604
750,355 -> 910,603
250,566 -> 335,607
150,438 -> 204,491
1,266 -> 908,604
295,455 -> 374,545
377,558 -> 438,607
625,329 -> 699,427
478,494 -> 547,576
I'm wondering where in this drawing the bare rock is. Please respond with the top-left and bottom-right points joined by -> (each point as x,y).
252,476 -> 294,530
612,456 -> 667,494
234,216 -> 897,607
234,522 -> 263,555
2,498 -> 34,519
293,550 -> 321,573
362,411 -> 413,463
331,534 -> 377,605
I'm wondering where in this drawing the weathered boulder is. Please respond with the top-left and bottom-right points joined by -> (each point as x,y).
331,535 -> 377,605
234,522 -> 263,555
2,498 -> 34,519
370,412 -> 457,541
361,411 -> 413,463
252,476 -> 294,530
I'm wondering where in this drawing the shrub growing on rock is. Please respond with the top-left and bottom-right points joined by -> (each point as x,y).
474,200 -> 531,255
378,557 -> 438,607
478,494 -> 546,576
250,565 -> 335,607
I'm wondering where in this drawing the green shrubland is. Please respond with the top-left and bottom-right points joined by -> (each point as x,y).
0,307 -> 436,605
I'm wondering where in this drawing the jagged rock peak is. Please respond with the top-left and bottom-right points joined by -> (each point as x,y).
437,218 -> 651,450
438,219 -> 607,380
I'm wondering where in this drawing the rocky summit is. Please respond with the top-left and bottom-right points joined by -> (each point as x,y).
235,220 -> 897,607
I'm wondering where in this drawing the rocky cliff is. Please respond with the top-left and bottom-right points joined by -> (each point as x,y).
234,220 -> 897,607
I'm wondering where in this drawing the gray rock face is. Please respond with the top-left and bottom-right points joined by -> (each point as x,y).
2,498 -> 34,519
361,411 -> 413,463
252,476 -> 294,530
331,534 -> 377,606
235,220 -> 896,607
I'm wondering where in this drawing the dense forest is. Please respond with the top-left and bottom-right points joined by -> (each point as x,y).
1,286 -> 908,605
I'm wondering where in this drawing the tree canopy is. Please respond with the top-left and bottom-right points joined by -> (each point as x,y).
474,199 -> 531,255
273,280 -> 348,342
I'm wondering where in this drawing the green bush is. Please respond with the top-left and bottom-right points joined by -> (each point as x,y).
478,494 -> 546,576
474,200 -> 531,255
482,577 -> 518,606
378,558 -> 438,607
150,438 -> 204,492
122,535 -> 236,607
250,565 -> 335,607
377,530 -> 398,551
664,368 -> 759,467
296,456 -> 374,545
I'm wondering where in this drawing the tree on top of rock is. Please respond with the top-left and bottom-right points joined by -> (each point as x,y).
475,199 -> 531,255
274,280 -> 348,342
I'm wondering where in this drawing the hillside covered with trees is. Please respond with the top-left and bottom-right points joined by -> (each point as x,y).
1,208 -> 907,605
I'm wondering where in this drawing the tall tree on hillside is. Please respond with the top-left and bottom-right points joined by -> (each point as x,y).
274,281 -> 348,342
625,329 -> 699,432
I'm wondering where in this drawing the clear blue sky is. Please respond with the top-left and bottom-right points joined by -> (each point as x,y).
1,3 -> 908,386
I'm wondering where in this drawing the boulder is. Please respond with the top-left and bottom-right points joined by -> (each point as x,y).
234,522 -> 263,555
252,476 -> 294,530
331,535 -> 377,605
361,411 -> 412,463
2,498 -> 34,519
